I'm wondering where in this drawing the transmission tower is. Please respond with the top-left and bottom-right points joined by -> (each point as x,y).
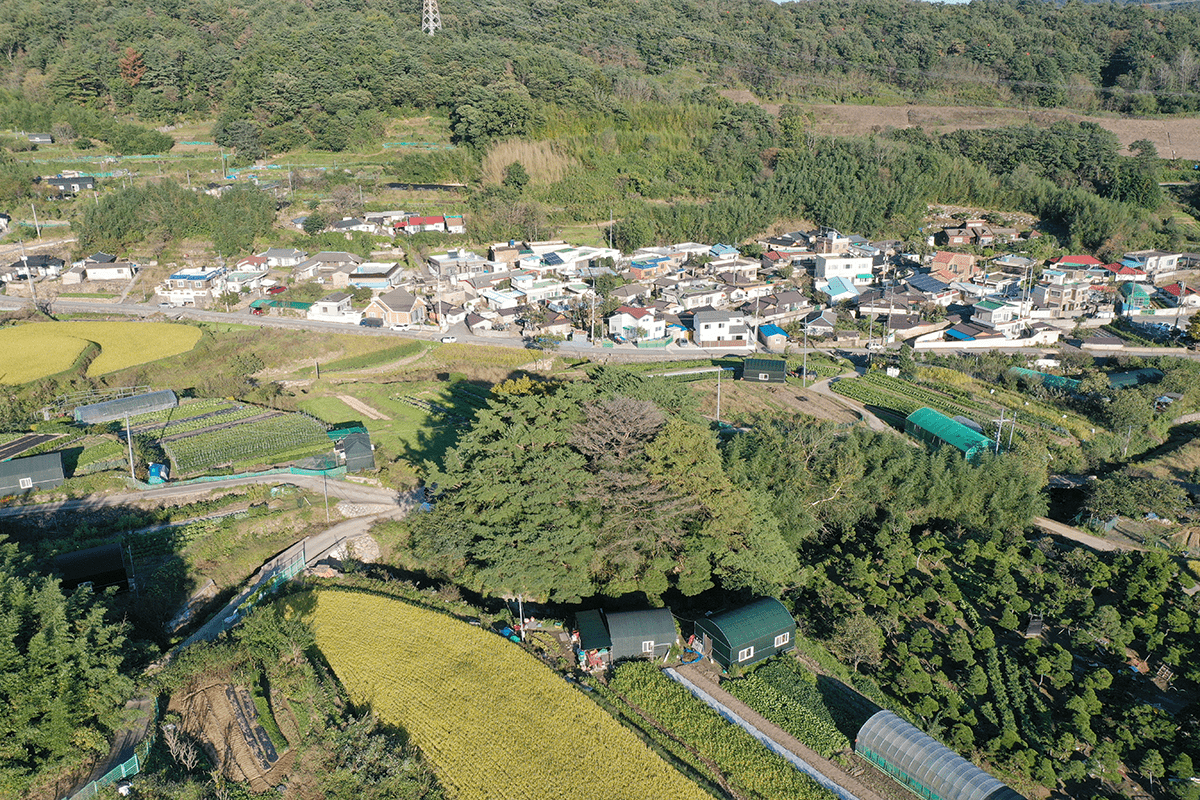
421,0 -> 442,35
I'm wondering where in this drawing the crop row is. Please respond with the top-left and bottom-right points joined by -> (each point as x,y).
862,372 -> 979,416
163,415 -> 329,473
725,660 -> 849,757
609,662 -> 836,800
152,406 -> 265,439
307,589 -> 712,800
831,379 -> 921,415
123,398 -> 232,426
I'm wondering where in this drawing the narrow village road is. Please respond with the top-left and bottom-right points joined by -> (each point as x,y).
1032,515 -> 1142,552
0,473 -> 400,518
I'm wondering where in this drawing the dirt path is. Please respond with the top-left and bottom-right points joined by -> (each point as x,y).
337,394 -> 390,420
808,375 -> 893,434
1033,516 -> 1142,552
672,664 -> 889,800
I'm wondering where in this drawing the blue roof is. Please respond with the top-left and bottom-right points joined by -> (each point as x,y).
760,324 -> 787,338
907,273 -> 950,293
711,243 -> 739,256
824,276 -> 859,298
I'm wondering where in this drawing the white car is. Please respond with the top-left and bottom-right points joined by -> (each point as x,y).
440,336 -> 457,343
390,323 -> 410,331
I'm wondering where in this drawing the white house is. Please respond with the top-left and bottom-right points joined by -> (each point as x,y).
83,262 -> 137,281
1122,250 -> 1180,278
692,310 -> 751,347
428,250 -> 493,279
971,300 -> 1025,338
258,248 -> 308,268
815,253 -> 874,282
222,270 -> 268,293
156,266 -> 227,306
307,292 -> 361,324
608,306 -> 666,340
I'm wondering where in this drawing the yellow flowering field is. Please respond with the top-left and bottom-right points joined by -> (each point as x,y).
300,589 -> 711,800
0,322 -> 201,382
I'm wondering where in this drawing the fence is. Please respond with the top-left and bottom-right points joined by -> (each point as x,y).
66,699 -> 159,800
131,464 -> 346,490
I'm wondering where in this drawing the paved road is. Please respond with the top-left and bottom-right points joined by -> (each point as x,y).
1033,515 -> 1141,552
0,473 -> 400,518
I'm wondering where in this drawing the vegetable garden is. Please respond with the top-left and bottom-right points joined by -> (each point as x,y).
300,589 -> 713,800
163,414 -> 330,474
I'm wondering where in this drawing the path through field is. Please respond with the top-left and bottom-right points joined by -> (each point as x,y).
337,394 -> 390,420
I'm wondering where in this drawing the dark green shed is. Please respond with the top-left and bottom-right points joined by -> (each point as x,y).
606,608 -> 678,661
742,357 -> 787,383
694,597 -> 796,669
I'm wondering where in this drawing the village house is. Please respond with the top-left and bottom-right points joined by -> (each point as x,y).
156,266 -> 227,306
221,271 -> 267,293
329,217 -> 384,236
1118,281 -> 1152,314
815,252 -> 874,283
427,250 -> 494,280
758,324 -> 790,351
904,273 -> 959,307
608,306 -> 666,341
692,309 -> 751,347
401,215 -> 447,234
259,248 -> 308,268
331,261 -> 405,291
1159,282 -> 1200,308
306,292 -> 361,324
430,301 -> 469,326
930,251 -> 979,280
530,312 -> 575,339
362,287 -> 427,327
1099,262 -> 1149,282
293,251 -> 364,281
970,300 -> 1025,338
43,175 -> 95,194
1030,270 -> 1100,317
1121,250 -> 1180,278
802,308 -> 838,337
6,254 -> 65,279
666,284 -> 728,310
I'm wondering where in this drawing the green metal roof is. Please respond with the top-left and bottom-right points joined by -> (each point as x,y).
906,407 -> 993,456
575,609 -> 611,651
1007,367 -> 1080,392
743,357 -> 786,373
701,598 -> 794,648
975,300 -> 1003,311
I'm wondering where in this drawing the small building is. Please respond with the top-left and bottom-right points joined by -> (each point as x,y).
0,452 -> 65,495
258,248 -> 309,268
905,407 -> 994,463
573,608 -> 678,667
27,133 -> 53,145
307,292 -> 359,324
84,262 -> 137,282
75,390 -> 178,425
363,288 -> 427,327
758,323 -> 789,351
336,432 -> 375,471
606,609 -> 678,661
44,175 -> 95,194
856,711 -> 1026,800
693,597 -> 796,669
742,357 -> 787,384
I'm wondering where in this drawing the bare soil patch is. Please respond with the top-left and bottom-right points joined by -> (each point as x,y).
691,380 -> 861,424
337,394 -> 390,420
804,103 -> 1200,160
168,682 -> 293,793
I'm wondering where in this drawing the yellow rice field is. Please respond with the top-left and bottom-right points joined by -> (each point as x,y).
298,589 -> 710,800
0,322 -> 202,383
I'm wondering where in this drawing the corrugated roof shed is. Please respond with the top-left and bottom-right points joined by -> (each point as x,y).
575,609 -> 611,651
905,407 -> 993,461
857,711 -> 1026,800
75,390 -> 178,424
1007,367 -> 1080,392
606,608 -> 677,660
0,452 -> 65,493
700,598 -> 793,648
742,357 -> 787,383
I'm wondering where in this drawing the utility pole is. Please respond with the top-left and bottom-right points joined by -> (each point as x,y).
995,407 -> 1004,453
1008,412 -> 1018,449
716,366 -> 723,423
323,472 -> 330,523
30,203 -> 40,239
125,414 -> 135,479
802,324 -> 808,388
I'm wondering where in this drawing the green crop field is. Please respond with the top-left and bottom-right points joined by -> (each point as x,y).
163,413 -> 329,473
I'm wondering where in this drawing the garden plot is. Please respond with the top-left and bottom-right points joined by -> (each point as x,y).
162,413 -> 330,474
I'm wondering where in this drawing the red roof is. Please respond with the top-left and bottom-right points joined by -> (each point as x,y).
1101,262 -> 1146,276
406,216 -> 445,226
1049,255 -> 1102,267
1162,282 -> 1194,298
615,305 -> 653,319
764,251 -> 783,261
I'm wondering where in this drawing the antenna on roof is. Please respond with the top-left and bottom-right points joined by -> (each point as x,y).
421,0 -> 442,35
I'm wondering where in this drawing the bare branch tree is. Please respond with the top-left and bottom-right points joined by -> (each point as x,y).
572,397 -> 666,467
162,723 -> 201,772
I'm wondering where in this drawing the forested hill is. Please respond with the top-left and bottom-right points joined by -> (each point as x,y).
4,0 -> 1200,151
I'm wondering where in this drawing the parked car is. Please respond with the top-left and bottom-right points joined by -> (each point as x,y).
390,323 -> 410,331
157,302 -> 173,309
267,285 -> 287,295
440,336 -> 457,343
359,317 -> 383,328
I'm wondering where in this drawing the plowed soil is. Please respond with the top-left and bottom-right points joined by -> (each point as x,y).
168,683 -> 293,793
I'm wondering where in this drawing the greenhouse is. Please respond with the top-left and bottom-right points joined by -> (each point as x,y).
904,407 -> 994,463
856,711 -> 1026,800
74,390 -> 178,424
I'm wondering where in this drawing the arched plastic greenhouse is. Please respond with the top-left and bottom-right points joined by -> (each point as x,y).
856,711 -> 1026,800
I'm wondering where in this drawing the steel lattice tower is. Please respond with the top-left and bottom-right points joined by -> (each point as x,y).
421,0 -> 442,35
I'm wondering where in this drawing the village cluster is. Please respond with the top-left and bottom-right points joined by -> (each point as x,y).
6,204 -> 1199,350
